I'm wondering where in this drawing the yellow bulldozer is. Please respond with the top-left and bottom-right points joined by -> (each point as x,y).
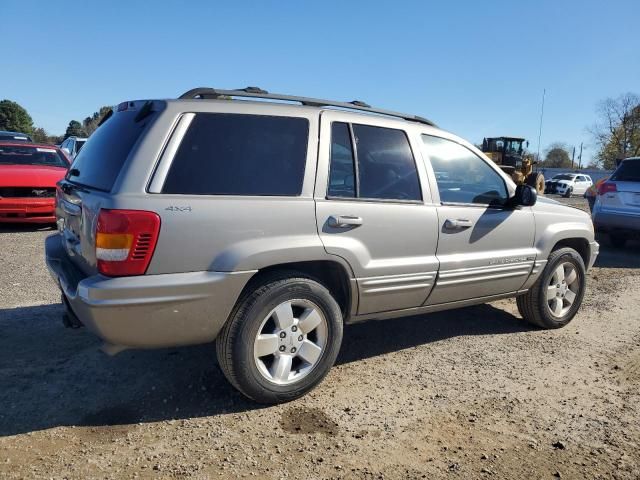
481,137 -> 545,194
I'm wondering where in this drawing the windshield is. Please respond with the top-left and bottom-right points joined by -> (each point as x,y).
0,145 -> 68,167
553,174 -> 575,181
504,139 -> 524,154
612,159 -> 640,182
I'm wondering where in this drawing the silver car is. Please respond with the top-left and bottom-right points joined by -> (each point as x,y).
592,157 -> 640,248
46,87 -> 599,403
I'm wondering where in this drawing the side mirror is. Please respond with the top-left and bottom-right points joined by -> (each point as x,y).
512,184 -> 537,207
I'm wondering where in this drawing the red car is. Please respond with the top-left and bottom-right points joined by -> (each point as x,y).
0,142 -> 70,223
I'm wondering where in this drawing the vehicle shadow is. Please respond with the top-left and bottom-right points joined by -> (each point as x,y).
0,223 -> 55,234
0,301 -> 530,437
593,235 -> 640,269
338,302 -> 532,365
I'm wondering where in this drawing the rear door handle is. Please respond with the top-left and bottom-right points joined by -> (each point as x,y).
444,218 -> 473,229
329,215 -> 363,228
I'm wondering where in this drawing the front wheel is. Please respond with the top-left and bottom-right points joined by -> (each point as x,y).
517,247 -> 586,329
563,187 -> 573,198
526,172 -> 545,195
216,274 -> 343,404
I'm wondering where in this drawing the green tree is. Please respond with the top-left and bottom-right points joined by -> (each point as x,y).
0,99 -> 34,135
31,127 -> 50,144
64,120 -> 87,139
542,143 -> 572,168
590,93 -> 640,170
82,106 -> 113,136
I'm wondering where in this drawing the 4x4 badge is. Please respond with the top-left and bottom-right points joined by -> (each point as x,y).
165,206 -> 192,212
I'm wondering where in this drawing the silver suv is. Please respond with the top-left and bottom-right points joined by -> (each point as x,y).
46,87 -> 599,403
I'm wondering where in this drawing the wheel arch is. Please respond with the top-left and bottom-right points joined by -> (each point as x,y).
237,259 -> 357,322
551,238 -> 590,266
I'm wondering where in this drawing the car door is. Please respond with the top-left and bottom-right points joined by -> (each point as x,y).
577,176 -> 590,194
420,134 -> 537,305
314,112 -> 439,315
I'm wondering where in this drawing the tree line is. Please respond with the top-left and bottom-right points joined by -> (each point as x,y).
1,92 -> 638,169
0,100 -> 112,145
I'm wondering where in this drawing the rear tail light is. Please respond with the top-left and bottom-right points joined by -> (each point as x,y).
96,209 -> 160,276
597,182 -> 617,195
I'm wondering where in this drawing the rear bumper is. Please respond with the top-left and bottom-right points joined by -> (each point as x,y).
45,234 -> 255,350
593,209 -> 640,234
0,197 -> 55,223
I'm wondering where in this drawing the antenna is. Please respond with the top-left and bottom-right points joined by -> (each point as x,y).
536,88 -> 546,162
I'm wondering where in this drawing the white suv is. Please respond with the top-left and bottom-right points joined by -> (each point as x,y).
545,173 -> 593,197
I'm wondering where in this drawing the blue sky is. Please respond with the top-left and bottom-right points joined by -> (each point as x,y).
2,0 -> 638,163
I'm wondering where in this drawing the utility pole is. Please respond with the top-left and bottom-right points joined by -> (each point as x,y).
571,146 -> 575,169
536,89 -> 546,163
578,142 -> 583,169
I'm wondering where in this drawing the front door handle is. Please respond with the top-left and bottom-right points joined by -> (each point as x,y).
444,218 -> 473,229
329,215 -> 363,228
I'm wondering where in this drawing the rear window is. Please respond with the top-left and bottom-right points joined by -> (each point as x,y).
0,145 -> 68,168
66,109 -> 156,191
162,113 -> 309,196
612,159 -> 640,182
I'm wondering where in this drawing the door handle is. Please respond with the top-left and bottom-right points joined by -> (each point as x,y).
444,218 -> 473,229
329,215 -> 363,228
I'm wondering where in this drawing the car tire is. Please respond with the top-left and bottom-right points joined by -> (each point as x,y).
216,273 -> 343,404
516,247 -> 586,329
610,234 -> 627,249
563,187 -> 572,198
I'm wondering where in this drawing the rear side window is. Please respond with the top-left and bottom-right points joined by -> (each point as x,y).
612,159 -> 640,182
162,114 -> 309,196
67,110 -> 155,191
327,122 -> 421,201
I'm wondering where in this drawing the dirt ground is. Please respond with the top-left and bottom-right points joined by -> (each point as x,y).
1,196 -> 639,479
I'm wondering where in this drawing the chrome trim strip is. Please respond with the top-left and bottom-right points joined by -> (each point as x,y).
359,272 -> 437,295
436,269 -> 531,286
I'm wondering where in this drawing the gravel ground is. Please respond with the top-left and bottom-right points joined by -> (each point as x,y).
1,196 -> 639,479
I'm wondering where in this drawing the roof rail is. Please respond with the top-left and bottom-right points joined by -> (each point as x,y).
178,87 -> 436,127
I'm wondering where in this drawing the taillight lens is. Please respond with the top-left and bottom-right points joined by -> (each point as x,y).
96,209 -> 160,276
597,182 -> 617,195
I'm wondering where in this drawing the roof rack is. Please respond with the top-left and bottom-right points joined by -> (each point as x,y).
178,87 -> 436,127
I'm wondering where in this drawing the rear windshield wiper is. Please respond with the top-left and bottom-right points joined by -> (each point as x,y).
134,101 -> 153,122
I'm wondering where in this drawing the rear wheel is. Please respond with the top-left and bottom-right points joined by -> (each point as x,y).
517,247 -> 586,329
216,274 -> 343,404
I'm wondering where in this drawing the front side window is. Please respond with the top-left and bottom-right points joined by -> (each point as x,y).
162,113 -> 309,196
327,122 -> 421,201
421,135 -> 508,205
